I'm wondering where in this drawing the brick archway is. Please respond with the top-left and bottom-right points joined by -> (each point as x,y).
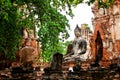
94,31 -> 103,64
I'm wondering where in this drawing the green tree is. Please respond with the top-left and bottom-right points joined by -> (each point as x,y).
0,0 -> 22,60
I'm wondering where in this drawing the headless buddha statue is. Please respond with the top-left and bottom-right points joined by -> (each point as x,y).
64,25 -> 87,62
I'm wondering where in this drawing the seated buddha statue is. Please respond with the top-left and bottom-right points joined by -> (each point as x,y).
64,25 -> 87,62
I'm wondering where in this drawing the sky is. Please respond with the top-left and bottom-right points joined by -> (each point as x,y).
66,3 -> 94,41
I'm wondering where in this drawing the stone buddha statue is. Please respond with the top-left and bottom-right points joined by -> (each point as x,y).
64,25 -> 87,62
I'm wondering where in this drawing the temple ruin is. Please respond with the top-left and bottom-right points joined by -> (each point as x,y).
91,0 -> 120,67
0,0 -> 120,79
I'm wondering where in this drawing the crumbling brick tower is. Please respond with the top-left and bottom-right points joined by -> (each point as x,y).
17,28 -> 41,68
91,0 -> 120,67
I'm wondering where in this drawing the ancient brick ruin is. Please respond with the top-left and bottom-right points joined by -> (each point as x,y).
17,28 -> 41,68
0,0 -> 120,79
91,0 -> 120,67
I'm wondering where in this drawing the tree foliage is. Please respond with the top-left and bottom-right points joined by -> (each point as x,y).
87,0 -> 114,8
0,0 -> 114,61
0,0 -> 22,60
